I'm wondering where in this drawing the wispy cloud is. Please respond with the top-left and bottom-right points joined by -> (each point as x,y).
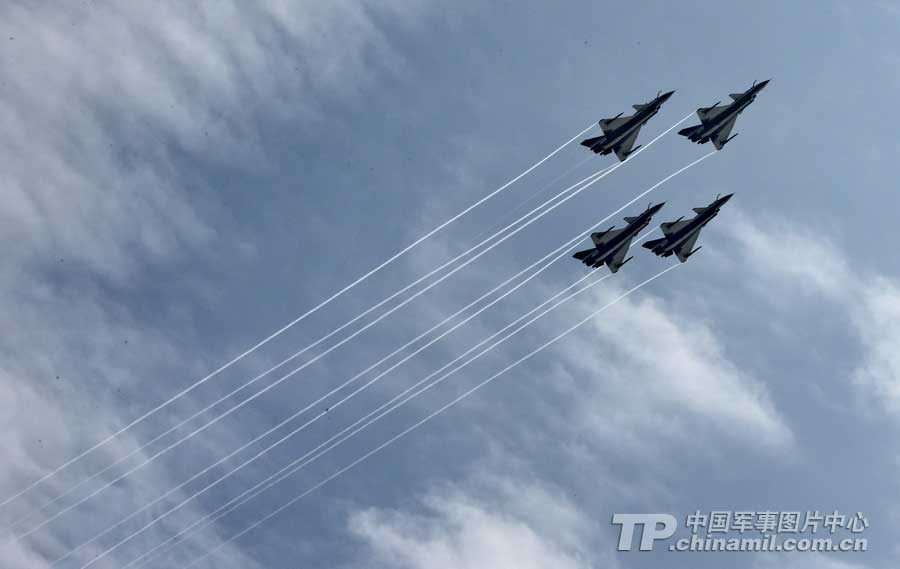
721,207 -> 900,414
0,2 -> 429,567
0,0 -> 423,280
348,474 -> 607,569
553,281 -> 793,462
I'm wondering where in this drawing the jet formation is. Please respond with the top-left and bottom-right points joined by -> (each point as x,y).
570,195 -> 732,269
571,81 -> 766,271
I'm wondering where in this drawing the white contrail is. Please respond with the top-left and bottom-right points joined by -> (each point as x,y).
20,153 -> 612,544
26,191 -> 605,535
474,153 -> 595,242
47,150 -> 663,565
14,165 -> 611,529
84,229 -> 665,569
0,123 -> 594,512
63,226 -> 582,568
122,262 -> 612,569
179,263 -> 681,569
113,220 -> 677,567
123,233 -> 661,569
22,115 -> 693,545
11,161 -> 616,533
69,227 -> 648,567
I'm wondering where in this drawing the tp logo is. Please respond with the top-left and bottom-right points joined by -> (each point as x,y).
612,514 -> 677,551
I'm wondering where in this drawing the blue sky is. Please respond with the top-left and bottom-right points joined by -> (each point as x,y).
0,2 -> 898,569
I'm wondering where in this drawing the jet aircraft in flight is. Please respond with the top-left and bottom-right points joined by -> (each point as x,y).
642,194 -> 733,262
572,203 -> 665,272
580,90 -> 675,161
678,80 -> 769,150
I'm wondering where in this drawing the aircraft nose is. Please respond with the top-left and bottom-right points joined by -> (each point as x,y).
720,193 -> 735,203
661,90 -> 676,99
758,79 -> 770,88
650,202 -> 666,212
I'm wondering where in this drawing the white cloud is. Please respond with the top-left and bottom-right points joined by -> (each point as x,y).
725,208 -> 852,299
721,208 -> 900,414
554,282 -> 793,459
0,0 -> 423,280
0,2 -> 430,567
348,476 -> 607,569
851,278 -> 900,411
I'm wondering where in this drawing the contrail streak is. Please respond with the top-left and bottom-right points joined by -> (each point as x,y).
122,262 -> 613,569
53,220 -> 581,566
117,220 -> 676,568
22,152 -> 610,544
10,159 -> 613,534
16,166 -> 613,530
0,123 -> 594,513
100,265 -> 610,569
88,230 -> 663,569
76,233 -> 664,568
24,115 -> 692,546
127,234 -> 659,569
122,235 -> 660,569
180,263 -> 681,569
474,153 -> 595,242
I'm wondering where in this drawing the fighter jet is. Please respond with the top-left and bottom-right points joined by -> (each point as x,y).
642,194 -> 733,262
678,80 -> 769,150
580,90 -> 675,161
572,203 -> 665,272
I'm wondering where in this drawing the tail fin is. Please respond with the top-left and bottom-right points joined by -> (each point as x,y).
580,136 -> 606,151
642,237 -> 667,250
677,124 -> 704,138
572,248 -> 594,261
